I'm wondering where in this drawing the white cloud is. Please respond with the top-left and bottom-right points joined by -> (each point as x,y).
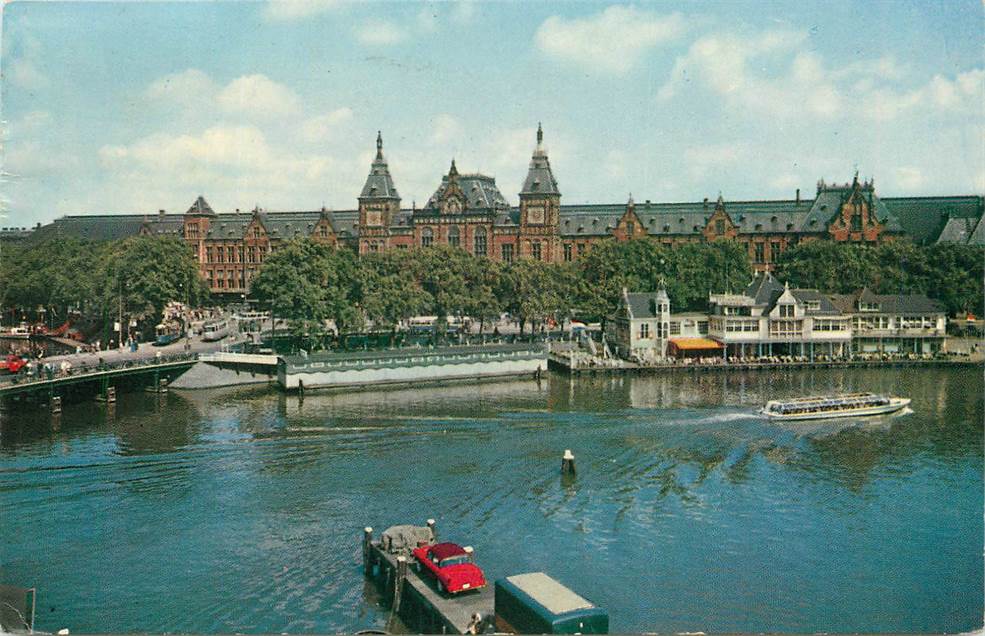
217,74 -> 301,118
263,0 -> 339,21
7,58 -> 49,90
684,143 -> 750,179
429,114 -> 464,146
300,107 -> 354,142
658,28 -> 984,127
894,167 -> 926,190
354,21 -> 407,46
535,6 -> 685,74
144,68 -> 218,110
451,0 -> 476,24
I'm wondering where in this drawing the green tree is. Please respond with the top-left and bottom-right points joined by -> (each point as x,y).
358,251 -> 431,331
96,236 -> 206,340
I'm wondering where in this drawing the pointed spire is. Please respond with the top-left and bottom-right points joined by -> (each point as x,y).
449,158 -> 459,179
521,122 -> 560,196
360,131 -> 399,200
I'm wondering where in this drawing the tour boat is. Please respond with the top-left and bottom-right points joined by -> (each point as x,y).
760,392 -> 911,421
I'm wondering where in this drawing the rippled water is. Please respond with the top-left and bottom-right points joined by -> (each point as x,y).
1,367 -> 982,633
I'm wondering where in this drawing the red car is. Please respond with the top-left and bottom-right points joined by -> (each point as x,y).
0,354 -> 27,375
412,542 -> 486,595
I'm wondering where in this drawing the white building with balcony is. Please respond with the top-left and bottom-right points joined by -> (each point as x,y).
829,289 -> 947,354
707,273 -> 853,359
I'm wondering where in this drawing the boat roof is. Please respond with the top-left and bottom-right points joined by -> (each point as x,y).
504,572 -> 595,614
768,393 -> 876,405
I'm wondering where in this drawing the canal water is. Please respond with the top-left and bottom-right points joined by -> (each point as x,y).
1,367 -> 982,634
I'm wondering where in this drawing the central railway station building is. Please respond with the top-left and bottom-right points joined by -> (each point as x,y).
25,125 -> 984,296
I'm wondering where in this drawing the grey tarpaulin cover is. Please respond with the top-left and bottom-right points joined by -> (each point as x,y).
381,525 -> 434,555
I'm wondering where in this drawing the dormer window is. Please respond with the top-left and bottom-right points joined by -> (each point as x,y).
806,300 -> 820,311
778,304 -> 795,318
859,301 -> 880,312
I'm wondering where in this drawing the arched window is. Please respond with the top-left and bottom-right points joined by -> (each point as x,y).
448,225 -> 460,248
421,227 -> 433,248
474,227 -> 487,256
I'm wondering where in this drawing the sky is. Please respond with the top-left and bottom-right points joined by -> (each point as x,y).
1,0 -> 983,228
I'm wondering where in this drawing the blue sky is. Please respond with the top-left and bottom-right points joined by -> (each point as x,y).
2,1 -> 982,228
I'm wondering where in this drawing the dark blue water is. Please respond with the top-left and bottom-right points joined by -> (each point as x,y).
1,367 -> 982,633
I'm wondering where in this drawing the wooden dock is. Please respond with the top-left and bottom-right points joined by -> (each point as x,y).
362,528 -> 493,634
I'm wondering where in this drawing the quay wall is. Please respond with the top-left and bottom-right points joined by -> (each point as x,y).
169,361 -> 275,390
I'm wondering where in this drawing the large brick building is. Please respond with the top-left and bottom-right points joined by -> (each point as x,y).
24,125 -> 984,295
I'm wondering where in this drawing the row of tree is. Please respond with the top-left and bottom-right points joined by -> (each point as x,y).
2,234 -> 980,348
0,236 -> 206,341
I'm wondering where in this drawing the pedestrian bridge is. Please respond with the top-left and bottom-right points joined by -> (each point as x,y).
0,354 -> 198,400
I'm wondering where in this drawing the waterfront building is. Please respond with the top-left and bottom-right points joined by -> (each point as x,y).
608,287 -> 671,362
21,124 -> 984,295
707,273 -> 853,359
829,289 -> 947,355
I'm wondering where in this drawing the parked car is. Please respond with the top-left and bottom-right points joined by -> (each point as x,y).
0,354 -> 27,375
412,542 -> 486,595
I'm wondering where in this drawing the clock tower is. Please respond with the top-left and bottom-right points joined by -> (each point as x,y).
358,131 -> 401,254
519,123 -> 561,261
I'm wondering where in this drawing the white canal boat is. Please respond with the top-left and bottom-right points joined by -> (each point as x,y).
760,392 -> 911,421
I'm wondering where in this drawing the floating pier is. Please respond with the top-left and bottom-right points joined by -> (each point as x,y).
362,526 -> 493,634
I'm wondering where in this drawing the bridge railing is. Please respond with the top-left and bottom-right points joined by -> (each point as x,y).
0,352 -> 199,388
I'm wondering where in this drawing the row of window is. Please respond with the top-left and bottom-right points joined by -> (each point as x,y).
638,322 -> 669,339
753,241 -> 784,264
853,316 -> 941,330
205,245 -> 272,264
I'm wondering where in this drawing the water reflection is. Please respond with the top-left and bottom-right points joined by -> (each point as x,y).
0,366 -> 981,633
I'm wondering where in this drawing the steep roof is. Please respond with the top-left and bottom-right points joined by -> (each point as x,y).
828,290 -> 944,314
801,181 -> 902,233
968,214 -> 985,245
936,216 -> 980,244
186,195 -> 215,216
744,272 -> 785,307
623,289 -> 669,319
424,172 -> 510,210
520,123 -> 560,196
31,214 -> 156,242
790,288 -> 842,315
883,195 -> 983,244
359,132 -> 400,200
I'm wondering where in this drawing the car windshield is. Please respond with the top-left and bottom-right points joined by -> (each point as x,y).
439,554 -> 470,567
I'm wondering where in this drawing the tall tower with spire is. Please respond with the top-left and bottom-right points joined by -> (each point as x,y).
358,131 -> 401,254
518,123 -> 561,261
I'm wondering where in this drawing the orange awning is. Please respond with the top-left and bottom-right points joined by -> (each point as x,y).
668,337 -> 724,350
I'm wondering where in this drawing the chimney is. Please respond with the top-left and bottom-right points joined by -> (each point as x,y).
796,188 -> 800,205
158,209 -> 165,218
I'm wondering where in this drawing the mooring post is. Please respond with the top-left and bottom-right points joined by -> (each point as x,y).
106,386 -> 116,403
298,379 -> 305,400
426,518 -> 436,541
393,555 -> 407,612
561,449 -> 576,475
463,545 -> 474,562
362,527 -> 373,576
50,396 -> 62,415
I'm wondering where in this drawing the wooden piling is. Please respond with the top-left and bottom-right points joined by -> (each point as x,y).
561,449 -> 576,475
427,518 -> 436,541
50,396 -> 62,414
106,386 -> 116,403
363,527 -> 374,576
394,556 -> 407,612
